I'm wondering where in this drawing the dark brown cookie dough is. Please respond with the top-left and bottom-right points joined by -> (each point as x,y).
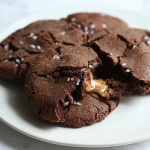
89,29 -> 150,94
25,46 -> 127,127
0,20 -> 86,81
66,12 -> 129,38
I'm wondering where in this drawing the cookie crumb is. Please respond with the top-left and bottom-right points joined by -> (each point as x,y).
76,79 -> 81,85
60,31 -> 66,35
122,63 -> 127,66
30,45 -> 36,49
126,69 -> 131,72
102,24 -> 107,28
20,41 -> 24,44
71,18 -> 76,22
53,55 -> 60,59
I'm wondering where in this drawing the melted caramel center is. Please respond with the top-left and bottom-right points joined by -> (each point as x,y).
84,73 -> 112,98
38,32 -> 45,37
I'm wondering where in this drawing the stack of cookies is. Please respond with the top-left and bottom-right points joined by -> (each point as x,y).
0,13 -> 150,127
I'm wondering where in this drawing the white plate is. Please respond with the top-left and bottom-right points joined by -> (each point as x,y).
0,6 -> 150,148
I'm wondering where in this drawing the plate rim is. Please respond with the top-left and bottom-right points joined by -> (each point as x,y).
1,6 -> 150,148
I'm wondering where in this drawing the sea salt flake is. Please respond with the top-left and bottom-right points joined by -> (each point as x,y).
132,45 -> 137,49
144,35 -> 149,40
3,59 -> 8,62
74,101 -> 77,104
89,64 -> 93,68
29,33 -> 35,37
81,68 -> 86,71
53,55 -> 60,59
126,69 -> 131,73
76,79 -> 81,85
55,42 -> 61,45
65,101 -> 69,106
85,30 -> 89,35
122,63 -> 127,66
84,26 -> 88,31
91,30 -> 95,35
46,75 -> 51,78
110,53 -> 113,55
71,77 -> 74,81
37,45 -> 41,49
93,62 -> 98,67
102,24 -> 107,28
4,45 -> 9,50
101,86 -> 107,92
15,59 -> 21,63
30,45 -> 36,49
90,24 -> 95,29
77,24 -> 81,28
33,35 -> 37,39
9,55 -> 12,59
71,18 -> 76,22
15,64 -> 18,67
147,40 -> 150,44
20,41 -> 24,44
21,58 -> 24,62
76,102 -> 82,106
60,31 -> 66,35
67,78 -> 70,82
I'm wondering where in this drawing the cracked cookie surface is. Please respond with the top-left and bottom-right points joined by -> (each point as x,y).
66,12 -> 129,38
89,28 -> 150,94
25,46 -> 129,127
0,20 -> 86,81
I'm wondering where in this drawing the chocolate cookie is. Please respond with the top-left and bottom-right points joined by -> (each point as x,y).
0,20 -> 86,81
66,12 -> 129,38
89,29 -> 150,94
25,45 -> 129,127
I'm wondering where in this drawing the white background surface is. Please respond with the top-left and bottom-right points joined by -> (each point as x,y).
1,0 -> 150,149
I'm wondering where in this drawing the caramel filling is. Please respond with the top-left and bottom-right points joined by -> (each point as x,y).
84,73 -> 112,98
38,32 -> 45,37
